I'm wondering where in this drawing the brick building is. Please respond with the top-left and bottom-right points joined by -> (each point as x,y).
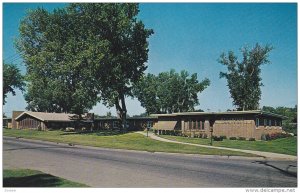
151,110 -> 286,140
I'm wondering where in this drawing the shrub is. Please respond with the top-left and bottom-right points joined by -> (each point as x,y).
229,137 -> 237,140
248,138 -> 256,141
202,133 -> 208,139
269,133 -> 277,140
181,133 -> 188,137
220,135 -> 227,140
174,130 -> 181,136
238,137 -> 246,141
265,134 -> 271,141
213,136 -> 223,141
66,127 -> 75,132
271,132 -> 291,140
148,128 -> 154,132
261,133 -> 271,141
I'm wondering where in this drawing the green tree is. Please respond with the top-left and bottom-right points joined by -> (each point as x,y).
262,105 -> 297,134
219,43 -> 273,110
16,3 -> 153,130
66,3 -> 153,130
133,73 -> 160,114
3,63 -> 25,104
133,69 -> 210,114
16,7 -> 100,115
106,112 -> 112,118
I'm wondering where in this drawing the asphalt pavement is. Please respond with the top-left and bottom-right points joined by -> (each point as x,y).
3,137 -> 297,187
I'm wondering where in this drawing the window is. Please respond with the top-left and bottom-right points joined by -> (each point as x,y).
193,120 -> 196,129
113,121 -> 118,128
147,121 -> 153,129
202,121 -> 205,130
189,120 -> 192,130
184,120 -> 188,130
197,120 -> 201,129
269,119 -> 272,126
264,119 -> 267,126
255,118 -> 260,127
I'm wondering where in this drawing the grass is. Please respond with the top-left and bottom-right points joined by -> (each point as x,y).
3,169 -> 88,187
3,128 -> 256,157
159,135 -> 297,156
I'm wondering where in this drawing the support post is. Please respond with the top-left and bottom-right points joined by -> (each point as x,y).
209,118 -> 216,146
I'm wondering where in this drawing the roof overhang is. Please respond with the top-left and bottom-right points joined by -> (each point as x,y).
150,110 -> 288,119
15,112 -> 44,121
15,111 -> 76,122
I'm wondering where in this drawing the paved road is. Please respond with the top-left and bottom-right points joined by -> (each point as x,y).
3,137 -> 297,187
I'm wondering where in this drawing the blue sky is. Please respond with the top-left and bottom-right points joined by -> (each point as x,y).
3,3 -> 297,117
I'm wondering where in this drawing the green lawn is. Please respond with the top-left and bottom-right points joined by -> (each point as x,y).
3,128 -> 255,157
3,169 -> 88,187
159,135 -> 297,155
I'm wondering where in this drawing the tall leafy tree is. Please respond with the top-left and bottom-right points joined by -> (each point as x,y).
16,7 -> 100,114
66,3 -> 153,130
3,62 -> 25,104
218,43 -> 273,110
16,4 -> 153,130
133,69 -> 210,114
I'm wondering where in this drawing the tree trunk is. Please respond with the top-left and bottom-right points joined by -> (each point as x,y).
115,93 -> 127,132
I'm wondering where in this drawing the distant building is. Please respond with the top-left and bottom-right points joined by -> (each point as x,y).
3,117 -> 12,128
151,110 -> 287,140
15,111 -> 77,130
11,111 -> 24,129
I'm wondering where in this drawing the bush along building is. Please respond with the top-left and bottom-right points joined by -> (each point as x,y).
151,110 -> 287,140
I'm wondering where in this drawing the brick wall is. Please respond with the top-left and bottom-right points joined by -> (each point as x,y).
213,120 -> 256,139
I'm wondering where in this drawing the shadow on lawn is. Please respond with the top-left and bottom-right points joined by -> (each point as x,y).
4,173 -> 65,187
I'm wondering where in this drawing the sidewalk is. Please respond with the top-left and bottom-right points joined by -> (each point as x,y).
137,131 -> 297,161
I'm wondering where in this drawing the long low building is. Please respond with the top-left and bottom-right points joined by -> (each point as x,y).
12,111 -> 157,131
151,110 -> 287,140
12,110 -> 287,140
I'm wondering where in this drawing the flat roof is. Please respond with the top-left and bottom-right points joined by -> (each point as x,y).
150,110 -> 287,119
95,117 -> 157,120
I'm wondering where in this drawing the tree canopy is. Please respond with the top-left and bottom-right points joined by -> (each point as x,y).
133,69 -> 210,114
3,62 -> 25,105
16,3 -> 153,126
218,43 -> 273,111
17,6 -> 100,114
262,105 -> 297,134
